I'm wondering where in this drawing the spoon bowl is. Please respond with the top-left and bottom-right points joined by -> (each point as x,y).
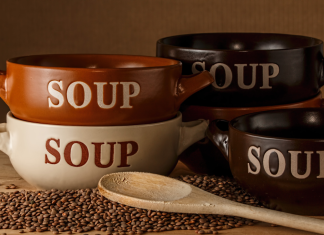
99,171 -> 192,202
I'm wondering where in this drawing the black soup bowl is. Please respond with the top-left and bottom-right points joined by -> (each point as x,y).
157,33 -> 324,107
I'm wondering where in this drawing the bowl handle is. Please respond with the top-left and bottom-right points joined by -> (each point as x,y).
0,123 -> 10,156
206,120 -> 230,161
0,71 -> 8,105
319,56 -> 324,88
175,71 -> 214,107
177,119 -> 209,156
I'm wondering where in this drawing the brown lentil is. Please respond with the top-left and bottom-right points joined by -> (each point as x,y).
0,175 -> 264,234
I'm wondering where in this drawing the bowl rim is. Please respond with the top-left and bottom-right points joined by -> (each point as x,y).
157,32 -> 323,52
7,54 -> 182,71
7,111 -> 183,129
229,108 -> 324,142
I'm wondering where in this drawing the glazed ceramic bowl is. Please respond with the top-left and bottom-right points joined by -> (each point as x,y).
0,54 -> 213,125
157,33 -> 324,107
0,112 -> 208,190
179,93 -> 323,176
207,108 -> 324,215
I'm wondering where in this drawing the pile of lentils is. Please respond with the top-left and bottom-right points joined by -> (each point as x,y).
0,175 -> 266,234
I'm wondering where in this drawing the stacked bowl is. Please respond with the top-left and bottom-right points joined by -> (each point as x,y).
157,33 -> 324,215
0,54 -> 214,190
157,33 -> 324,176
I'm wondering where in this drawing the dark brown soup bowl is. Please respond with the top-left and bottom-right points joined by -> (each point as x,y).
157,33 -> 324,107
207,108 -> 324,215
179,93 -> 323,177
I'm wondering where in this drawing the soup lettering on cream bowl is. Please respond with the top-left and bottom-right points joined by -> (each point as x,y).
0,54 -> 214,125
0,112 -> 208,190
207,108 -> 324,216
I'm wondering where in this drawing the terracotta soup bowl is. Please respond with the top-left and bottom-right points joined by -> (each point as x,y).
207,108 -> 324,215
0,54 -> 213,125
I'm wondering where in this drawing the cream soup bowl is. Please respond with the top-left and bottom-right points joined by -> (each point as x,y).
0,112 -> 208,190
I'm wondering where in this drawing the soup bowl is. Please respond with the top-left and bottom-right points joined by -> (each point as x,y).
157,33 -> 324,107
179,93 -> 323,176
0,112 -> 208,190
0,54 -> 213,125
207,108 -> 324,215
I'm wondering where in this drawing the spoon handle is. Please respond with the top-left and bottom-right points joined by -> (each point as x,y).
227,203 -> 324,234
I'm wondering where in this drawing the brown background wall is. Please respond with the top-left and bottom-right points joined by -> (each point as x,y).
0,0 -> 324,122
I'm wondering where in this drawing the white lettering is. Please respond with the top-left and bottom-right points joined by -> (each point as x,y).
263,149 -> 285,177
260,63 -> 279,89
94,82 -> 118,109
317,151 -> 324,178
48,81 -> 64,108
289,151 -> 312,179
191,62 -> 280,90
67,82 -> 92,109
210,63 -> 232,89
120,82 -> 140,108
192,61 -> 206,74
247,146 -> 261,174
235,64 -> 258,89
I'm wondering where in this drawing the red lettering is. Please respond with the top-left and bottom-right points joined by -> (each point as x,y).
64,141 -> 89,167
92,142 -> 116,168
118,141 -> 138,167
45,138 -> 61,164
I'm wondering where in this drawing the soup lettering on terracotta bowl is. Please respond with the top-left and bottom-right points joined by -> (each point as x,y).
0,54 -> 213,125
207,108 -> 324,215
0,112 -> 208,190
178,94 -> 323,176
157,33 -> 324,107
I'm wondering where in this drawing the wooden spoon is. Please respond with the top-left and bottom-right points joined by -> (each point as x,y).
98,172 -> 324,234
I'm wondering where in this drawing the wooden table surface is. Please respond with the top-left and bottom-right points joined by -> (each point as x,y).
0,151 -> 322,235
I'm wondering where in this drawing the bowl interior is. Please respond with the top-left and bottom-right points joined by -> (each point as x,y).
8,54 -> 179,69
231,108 -> 324,139
160,33 -> 322,51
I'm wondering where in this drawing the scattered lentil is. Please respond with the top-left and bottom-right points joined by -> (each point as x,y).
0,175 -> 264,234
4,184 -> 17,189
